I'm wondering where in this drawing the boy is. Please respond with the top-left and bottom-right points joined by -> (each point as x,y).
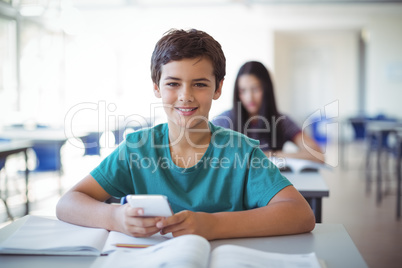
56,29 -> 315,240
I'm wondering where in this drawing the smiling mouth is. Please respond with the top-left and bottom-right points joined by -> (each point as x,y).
175,107 -> 198,112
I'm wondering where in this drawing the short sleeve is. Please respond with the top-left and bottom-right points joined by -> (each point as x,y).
90,141 -> 135,197
244,147 -> 292,208
280,115 -> 302,141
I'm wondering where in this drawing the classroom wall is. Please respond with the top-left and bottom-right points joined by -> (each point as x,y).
274,30 -> 359,123
366,16 -> 402,118
59,3 -> 402,128
3,3 -> 402,128
60,5 -> 276,127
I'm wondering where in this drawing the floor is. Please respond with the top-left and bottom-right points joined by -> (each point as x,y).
0,141 -> 401,268
321,142 -> 402,268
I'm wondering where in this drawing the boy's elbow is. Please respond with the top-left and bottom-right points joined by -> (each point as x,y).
55,193 -> 69,221
55,197 -> 64,220
300,209 -> 316,233
290,200 -> 316,234
306,214 -> 316,233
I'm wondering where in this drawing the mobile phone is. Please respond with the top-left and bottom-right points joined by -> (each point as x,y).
126,195 -> 173,217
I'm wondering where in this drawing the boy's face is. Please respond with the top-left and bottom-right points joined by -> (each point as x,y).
153,57 -> 222,130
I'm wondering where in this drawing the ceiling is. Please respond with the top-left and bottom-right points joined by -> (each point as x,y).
69,0 -> 402,10
4,0 -> 400,17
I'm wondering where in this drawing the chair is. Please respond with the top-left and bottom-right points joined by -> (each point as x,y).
32,142 -> 64,172
9,124 -> 65,173
349,116 -> 369,140
80,132 -> 102,156
310,118 -> 328,145
113,125 -> 143,146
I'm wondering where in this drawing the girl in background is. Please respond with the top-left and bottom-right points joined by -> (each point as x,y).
213,61 -> 324,163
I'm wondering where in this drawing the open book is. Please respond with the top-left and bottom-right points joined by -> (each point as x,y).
269,157 -> 328,173
96,234 -> 321,268
0,215 -> 171,256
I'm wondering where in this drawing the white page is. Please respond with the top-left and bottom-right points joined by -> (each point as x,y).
97,234 -> 210,268
0,216 -> 109,255
269,157 -> 327,173
102,230 -> 173,254
210,245 -> 321,268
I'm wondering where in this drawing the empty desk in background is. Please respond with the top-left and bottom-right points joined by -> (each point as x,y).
0,216 -> 368,268
284,172 -> 330,223
0,128 -> 87,172
0,140 -> 32,216
365,120 -> 402,205
78,118 -> 152,156
341,116 -> 401,169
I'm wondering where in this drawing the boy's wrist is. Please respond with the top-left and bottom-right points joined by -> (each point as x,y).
208,212 -> 228,240
109,204 -> 123,232
209,211 -> 251,240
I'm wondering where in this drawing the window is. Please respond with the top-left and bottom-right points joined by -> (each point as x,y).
0,16 -> 18,125
19,20 -> 64,125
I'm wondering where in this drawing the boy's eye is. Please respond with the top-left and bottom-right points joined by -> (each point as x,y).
166,82 -> 179,87
194,83 -> 207,88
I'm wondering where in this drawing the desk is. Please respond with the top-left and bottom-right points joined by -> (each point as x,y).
365,121 -> 402,205
284,172 -> 330,223
0,128 -> 87,172
0,216 -> 368,268
77,118 -> 152,156
211,224 -> 367,268
0,140 -> 32,217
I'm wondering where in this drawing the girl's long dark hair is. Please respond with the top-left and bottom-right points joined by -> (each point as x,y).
232,61 -> 280,134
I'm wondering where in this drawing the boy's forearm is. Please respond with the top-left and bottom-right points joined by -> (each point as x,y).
56,191 -> 119,231
210,201 -> 315,240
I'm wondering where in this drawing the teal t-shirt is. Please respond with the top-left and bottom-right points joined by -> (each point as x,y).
90,122 -> 292,213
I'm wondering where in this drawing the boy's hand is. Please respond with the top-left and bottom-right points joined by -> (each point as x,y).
156,210 -> 217,240
117,204 -> 165,237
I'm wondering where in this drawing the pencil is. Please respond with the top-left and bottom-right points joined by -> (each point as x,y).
114,243 -> 152,248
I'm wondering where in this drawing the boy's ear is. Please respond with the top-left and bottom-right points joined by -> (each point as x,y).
153,83 -> 161,98
213,79 -> 224,100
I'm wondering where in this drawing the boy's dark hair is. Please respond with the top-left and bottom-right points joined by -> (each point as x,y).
151,29 -> 226,91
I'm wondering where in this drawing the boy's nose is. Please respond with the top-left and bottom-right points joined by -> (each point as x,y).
179,86 -> 194,102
